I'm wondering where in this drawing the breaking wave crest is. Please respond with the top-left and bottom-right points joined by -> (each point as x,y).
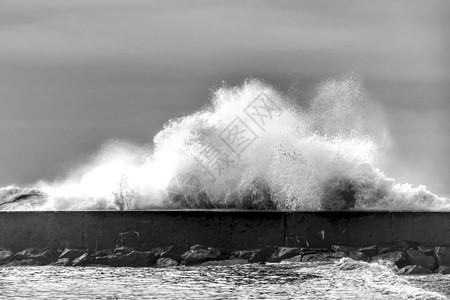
1,78 -> 448,210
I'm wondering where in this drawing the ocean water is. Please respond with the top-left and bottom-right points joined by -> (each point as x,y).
0,260 -> 448,299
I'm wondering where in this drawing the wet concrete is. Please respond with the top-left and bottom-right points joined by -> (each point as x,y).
0,211 -> 450,251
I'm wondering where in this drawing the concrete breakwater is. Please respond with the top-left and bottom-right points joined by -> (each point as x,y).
2,211 -> 450,274
1,210 -> 450,250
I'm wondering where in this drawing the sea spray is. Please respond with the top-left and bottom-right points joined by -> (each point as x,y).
0,77 -> 448,210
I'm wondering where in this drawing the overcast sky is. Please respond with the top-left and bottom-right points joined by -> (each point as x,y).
0,0 -> 449,193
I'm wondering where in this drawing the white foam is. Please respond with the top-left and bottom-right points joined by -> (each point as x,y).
1,78 -> 448,210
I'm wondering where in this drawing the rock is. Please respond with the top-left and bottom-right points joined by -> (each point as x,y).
331,245 -> 377,257
406,249 -> 436,270
59,249 -> 86,261
298,248 -> 331,255
52,258 -> 71,266
181,245 -> 229,266
14,248 -> 42,260
120,251 -> 157,267
199,259 -> 249,266
114,246 -> 133,254
150,245 -> 190,262
435,266 -> 450,274
348,251 -> 370,262
371,251 -> 408,269
92,251 -> 157,267
117,230 -> 140,249
331,245 -> 353,253
282,254 -> 303,262
399,265 -> 433,275
268,247 -> 303,263
417,245 -> 435,256
282,251 -> 344,263
377,241 -> 417,255
301,252 -> 346,262
435,247 -> 450,266
0,250 -> 14,265
14,248 -> 58,265
90,255 -> 116,266
72,253 -> 90,266
92,249 -> 114,257
232,247 -> 276,263
154,257 -> 179,268
359,246 -> 378,257
4,259 -> 38,266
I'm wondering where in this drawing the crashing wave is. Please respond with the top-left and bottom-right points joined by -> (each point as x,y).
1,78 -> 448,210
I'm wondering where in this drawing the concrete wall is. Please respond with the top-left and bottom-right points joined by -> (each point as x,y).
1,211 -> 450,251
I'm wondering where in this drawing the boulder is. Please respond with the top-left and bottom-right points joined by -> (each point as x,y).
14,248 -> 58,265
301,252 -> 346,262
114,246 -> 133,254
359,246 -> 378,257
199,259 -> 249,266
92,249 -> 114,257
120,251 -> 157,267
72,253 -> 90,266
331,245 -> 377,257
348,251 -> 369,262
268,247 -> 303,263
4,259 -> 38,266
92,251 -> 157,267
150,245 -> 190,262
406,249 -> 436,270
435,266 -> 450,274
297,248 -> 331,255
59,249 -> 86,261
232,247 -> 276,263
52,258 -> 71,266
435,247 -> 450,266
117,230 -> 140,249
282,254 -> 303,262
90,255 -> 116,266
377,241 -> 417,255
0,250 -> 14,265
399,265 -> 433,275
181,245 -> 229,266
371,251 -> 408,269
417,245 -> 435,256
154,257 -> 178,268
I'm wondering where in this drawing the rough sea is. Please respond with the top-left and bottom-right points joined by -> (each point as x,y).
1,260 -> 449,299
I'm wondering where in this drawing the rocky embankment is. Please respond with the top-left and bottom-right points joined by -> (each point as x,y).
1,231 -> 450,275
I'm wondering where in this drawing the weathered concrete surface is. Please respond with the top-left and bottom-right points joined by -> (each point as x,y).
82,210 -> 285,250
1,211 -> 450,251
286,211 -> 450,247
0,212 -> 83,251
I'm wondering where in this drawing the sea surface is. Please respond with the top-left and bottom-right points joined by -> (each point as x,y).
1,259 -> 449,299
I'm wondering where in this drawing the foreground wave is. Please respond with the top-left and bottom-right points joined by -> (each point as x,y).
1,78 -> 448,210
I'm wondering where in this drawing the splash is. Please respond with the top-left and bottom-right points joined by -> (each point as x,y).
0,78 -> 448,210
